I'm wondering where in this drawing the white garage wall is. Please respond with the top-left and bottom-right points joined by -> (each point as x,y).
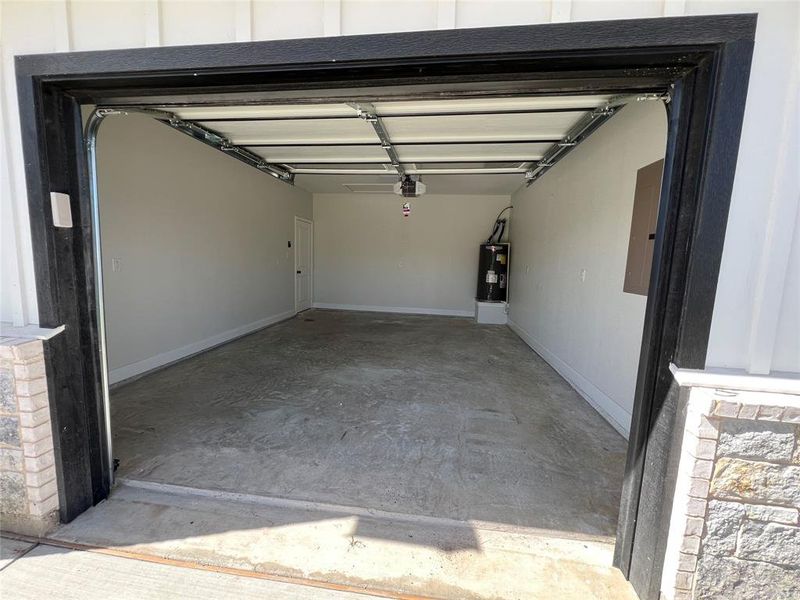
0,0 -> 797,377
313,193 -> 510,315
508,101 -> 668,436
96,114 -> 312,383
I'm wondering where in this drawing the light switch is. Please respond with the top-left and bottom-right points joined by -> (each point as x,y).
50,192 -> 72,228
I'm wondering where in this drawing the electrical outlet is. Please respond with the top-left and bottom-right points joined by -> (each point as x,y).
111,258 -> 122,272
580,268 -> 587,282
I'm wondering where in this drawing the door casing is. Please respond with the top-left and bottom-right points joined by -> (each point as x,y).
294,217 -> 314,313
14,14 -> 756,600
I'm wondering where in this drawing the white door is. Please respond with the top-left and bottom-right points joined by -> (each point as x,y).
294,217 -> 313,312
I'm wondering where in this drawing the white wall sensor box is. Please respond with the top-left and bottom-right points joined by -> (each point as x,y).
50,192 -> 73,228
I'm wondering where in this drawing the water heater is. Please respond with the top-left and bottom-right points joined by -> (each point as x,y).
476,243 -> 509,302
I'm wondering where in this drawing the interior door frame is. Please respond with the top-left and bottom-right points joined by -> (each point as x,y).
14,15 -> 755,600
294,216 -> 314,313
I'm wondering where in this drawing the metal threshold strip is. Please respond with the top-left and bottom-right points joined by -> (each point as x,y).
5,533 -> 423,600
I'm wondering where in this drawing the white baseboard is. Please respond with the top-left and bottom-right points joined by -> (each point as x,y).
109,309 -> 297,385
312,302 -> 474,317
507,318 -> 631,438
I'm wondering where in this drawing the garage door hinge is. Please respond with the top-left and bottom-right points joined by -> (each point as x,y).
637,92 -> 672,104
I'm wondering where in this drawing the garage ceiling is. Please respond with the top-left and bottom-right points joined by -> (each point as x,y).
149,94 -> 628,194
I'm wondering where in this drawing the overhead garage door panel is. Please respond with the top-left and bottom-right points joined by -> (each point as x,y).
395,142 -> 552,162
165,103 -> 357,120
373,94 -> 611,115
290,162 -> 392,172
245,145 -> 387,163
382,112 -> 584,143
198,118 -> 379,144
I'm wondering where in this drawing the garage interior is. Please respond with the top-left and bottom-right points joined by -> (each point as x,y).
56,89 -> 666,597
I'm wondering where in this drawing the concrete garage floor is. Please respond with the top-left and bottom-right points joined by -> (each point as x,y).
111,309 -> 627,538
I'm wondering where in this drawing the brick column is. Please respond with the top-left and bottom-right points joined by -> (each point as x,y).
661,385 -> 800,600
0,337 -> 59,536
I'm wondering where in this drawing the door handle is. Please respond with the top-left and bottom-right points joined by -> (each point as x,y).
297,270 -> 302,274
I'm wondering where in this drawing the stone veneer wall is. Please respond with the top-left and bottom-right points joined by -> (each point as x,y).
0,337 -> 59,535
662,384 -> 800,600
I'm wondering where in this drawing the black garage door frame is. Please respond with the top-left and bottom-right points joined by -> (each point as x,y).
15,14 -> 755,600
